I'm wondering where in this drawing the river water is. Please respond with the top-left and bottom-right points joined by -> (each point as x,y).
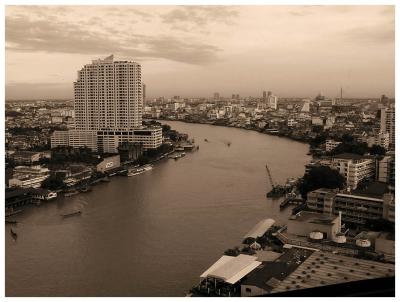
5,121 -> 310,297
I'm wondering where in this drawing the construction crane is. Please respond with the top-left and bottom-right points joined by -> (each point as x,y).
265,163 -> 275,189
265,163 -> 286,198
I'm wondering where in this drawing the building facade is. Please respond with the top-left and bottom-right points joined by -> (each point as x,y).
331,154 -> 375,189
380,107 -> 395,150
50,55 -> 162,153
307,189 -> 395,225
8,165 -> 50,189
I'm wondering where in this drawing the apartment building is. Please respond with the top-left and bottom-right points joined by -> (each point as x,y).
307,189 -> 395,225
331,153 -> 375,189
50,55 -> 162,153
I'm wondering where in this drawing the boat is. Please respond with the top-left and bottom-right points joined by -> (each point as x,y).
180,152 -> 186,157
127,164 -> 153,176
61,210 -> 82,218
10,228 -> 17,239
142,164 -> 153,171
227,142 -> 231,147
79,186 -> 92,193
266,186 -> 287,198
204,138 -> 208,142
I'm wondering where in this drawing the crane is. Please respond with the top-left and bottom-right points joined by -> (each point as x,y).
265,163 -> 275,189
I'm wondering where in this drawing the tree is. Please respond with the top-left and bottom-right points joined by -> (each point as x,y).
135,155 -> 150,166
370,144 -> 386,156
330,142 -> 369,155
162,124 -> 171,133
299,166 -> 345,199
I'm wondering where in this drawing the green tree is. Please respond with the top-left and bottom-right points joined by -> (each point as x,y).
299,166 -> 345,198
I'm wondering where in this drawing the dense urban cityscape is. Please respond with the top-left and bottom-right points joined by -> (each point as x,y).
5,4 -> 396,298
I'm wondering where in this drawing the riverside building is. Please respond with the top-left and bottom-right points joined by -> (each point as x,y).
306,189 -> 395,225
331,153 -> 375,190
50,55 -> 162,153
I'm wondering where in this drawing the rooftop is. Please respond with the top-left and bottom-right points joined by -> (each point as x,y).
289,211 -> 338,225
352,181 -> 390,198
243,247 -> 314,291
243,219 -> 275,239
200,254 -> 262,285
270,250 -> 395,294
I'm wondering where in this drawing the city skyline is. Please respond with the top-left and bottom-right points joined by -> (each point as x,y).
5,5 -> 395,100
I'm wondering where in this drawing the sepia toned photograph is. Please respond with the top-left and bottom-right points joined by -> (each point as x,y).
3,2 -> 396,298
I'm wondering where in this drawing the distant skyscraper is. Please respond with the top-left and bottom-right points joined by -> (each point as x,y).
263,91 -> 267,101
300,99 -> 310,112
74,54 -> 143,130
268,95 -> 278,110
266,91 -> 278,110
214,92 -> 220,100
232,94 -> 235,99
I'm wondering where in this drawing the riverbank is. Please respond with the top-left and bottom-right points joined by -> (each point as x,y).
157,118 -> 313,149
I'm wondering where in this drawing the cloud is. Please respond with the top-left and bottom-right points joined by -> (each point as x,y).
161,5 -> 239,29
342,24 -> 394,45
5,15 -> 221,65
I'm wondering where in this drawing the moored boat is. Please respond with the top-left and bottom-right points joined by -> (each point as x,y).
61,210 -> 82,218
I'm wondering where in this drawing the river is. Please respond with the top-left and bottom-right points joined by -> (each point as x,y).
5,121 -> 311,297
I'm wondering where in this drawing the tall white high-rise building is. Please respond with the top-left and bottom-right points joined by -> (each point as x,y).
268,94 -> 278,110
380,107 -> 395,149
74,54 -> 142,130
51,55 -> 162,153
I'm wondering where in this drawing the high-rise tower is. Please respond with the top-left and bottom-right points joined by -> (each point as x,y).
51,55 -> 162,153
74,54 -> 143,131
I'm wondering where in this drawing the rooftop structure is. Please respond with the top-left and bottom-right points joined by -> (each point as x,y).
243,219 -> 275,240
270,250 -> 395,294
307,188 -> 395,225
200,254 -> 262,285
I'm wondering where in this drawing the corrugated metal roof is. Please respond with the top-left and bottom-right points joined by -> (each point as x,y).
243,219 -> 275,239
201,254 -> 262,285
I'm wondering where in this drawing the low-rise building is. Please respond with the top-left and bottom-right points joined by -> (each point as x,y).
325,139 -> 341,152
377,155 -> 395,186
51,127 -> 163,153
8,165 -> 50,188
287,211 -> 341,241
307,188 -> 395,225
10,151 -> 41,165
332,153 -> 375,189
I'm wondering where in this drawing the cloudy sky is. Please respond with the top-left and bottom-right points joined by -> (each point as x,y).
5,5 -> 395,100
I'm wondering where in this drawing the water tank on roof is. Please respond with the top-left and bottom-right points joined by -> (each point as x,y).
333,233 -> 346,244
356,238 -> 371,248
309,231 -> 323,240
